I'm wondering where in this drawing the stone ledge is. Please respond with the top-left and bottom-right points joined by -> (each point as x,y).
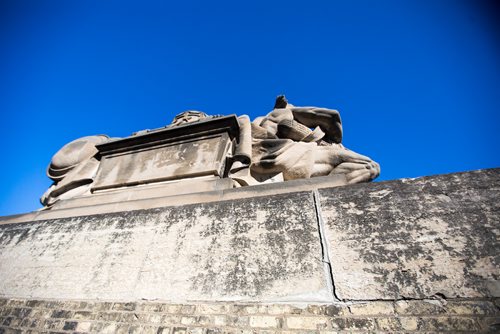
0,173 -> 349,225
1,168 -> 497,227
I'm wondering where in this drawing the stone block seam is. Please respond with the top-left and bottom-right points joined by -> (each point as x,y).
313,189 -> 339,302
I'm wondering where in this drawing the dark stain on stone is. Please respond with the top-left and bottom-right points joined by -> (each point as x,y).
10,307 -> 31,318
51,310 -> 72,318
188,191 -> 320,297
319,168 -> 500,299
2,317 -> 12,326
62,321 -> 77,330
0,189 -> 323,300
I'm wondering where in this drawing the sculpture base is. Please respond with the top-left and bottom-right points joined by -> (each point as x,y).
49,176 -> 235,211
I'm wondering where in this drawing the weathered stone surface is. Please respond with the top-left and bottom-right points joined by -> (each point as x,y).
319,168 -> 500,300
93,133 -> 232,191
1,167 -> 498,317
0,192 -> 329,302
1,298 -> 497,333
51,177 -> 234,211
0,174 -> 347,225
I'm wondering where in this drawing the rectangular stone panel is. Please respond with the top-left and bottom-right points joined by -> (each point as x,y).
92,133 -> 231,191
91,115 -> 240,192
0,192 -> 330,303
319,169 -> 500,300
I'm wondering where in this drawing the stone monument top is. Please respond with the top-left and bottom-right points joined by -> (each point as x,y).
41,96 -> 380,209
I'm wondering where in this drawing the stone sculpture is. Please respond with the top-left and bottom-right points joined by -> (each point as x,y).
40,96 -> 379,208
41,135 -> 110,206
236,95 -> 380,185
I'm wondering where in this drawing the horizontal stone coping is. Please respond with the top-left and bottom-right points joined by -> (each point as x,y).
0,173 -> 350,225
3,168 -> 497,226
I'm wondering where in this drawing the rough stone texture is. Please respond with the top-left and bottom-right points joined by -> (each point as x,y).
0,298 -> 498,333
0,192 -> 329,302
319,168 -> 500,300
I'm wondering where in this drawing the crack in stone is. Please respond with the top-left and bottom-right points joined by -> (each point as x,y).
313,190 -> 340,302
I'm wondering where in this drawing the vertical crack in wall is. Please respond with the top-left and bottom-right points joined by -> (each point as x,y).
313,190 -> 340,302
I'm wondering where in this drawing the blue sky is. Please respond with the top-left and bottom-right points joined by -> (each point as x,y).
1,0 -> 499,216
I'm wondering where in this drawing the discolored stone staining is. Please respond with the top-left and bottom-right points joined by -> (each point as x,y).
79,209 -> 167,292
0,221 -> 44,248
319,169 -> 500,300
0,188 -> 326,301
0,229 -> 20,247
2,169 -> 495,302
187,192 -> 321,297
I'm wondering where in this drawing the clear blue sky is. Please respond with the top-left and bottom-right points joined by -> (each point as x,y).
1,0 -> 499,216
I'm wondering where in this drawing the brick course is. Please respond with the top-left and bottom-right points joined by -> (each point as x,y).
0,298 -> 498,333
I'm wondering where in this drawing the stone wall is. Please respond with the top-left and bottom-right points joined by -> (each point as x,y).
0,298 -> 498,333
0,168 -> 498,332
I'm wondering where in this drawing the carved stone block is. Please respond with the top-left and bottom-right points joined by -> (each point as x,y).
92,116 -> 239,192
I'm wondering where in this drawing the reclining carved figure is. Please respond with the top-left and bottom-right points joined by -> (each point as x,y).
232,95 -> 380,185
41,135 -> 110,207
